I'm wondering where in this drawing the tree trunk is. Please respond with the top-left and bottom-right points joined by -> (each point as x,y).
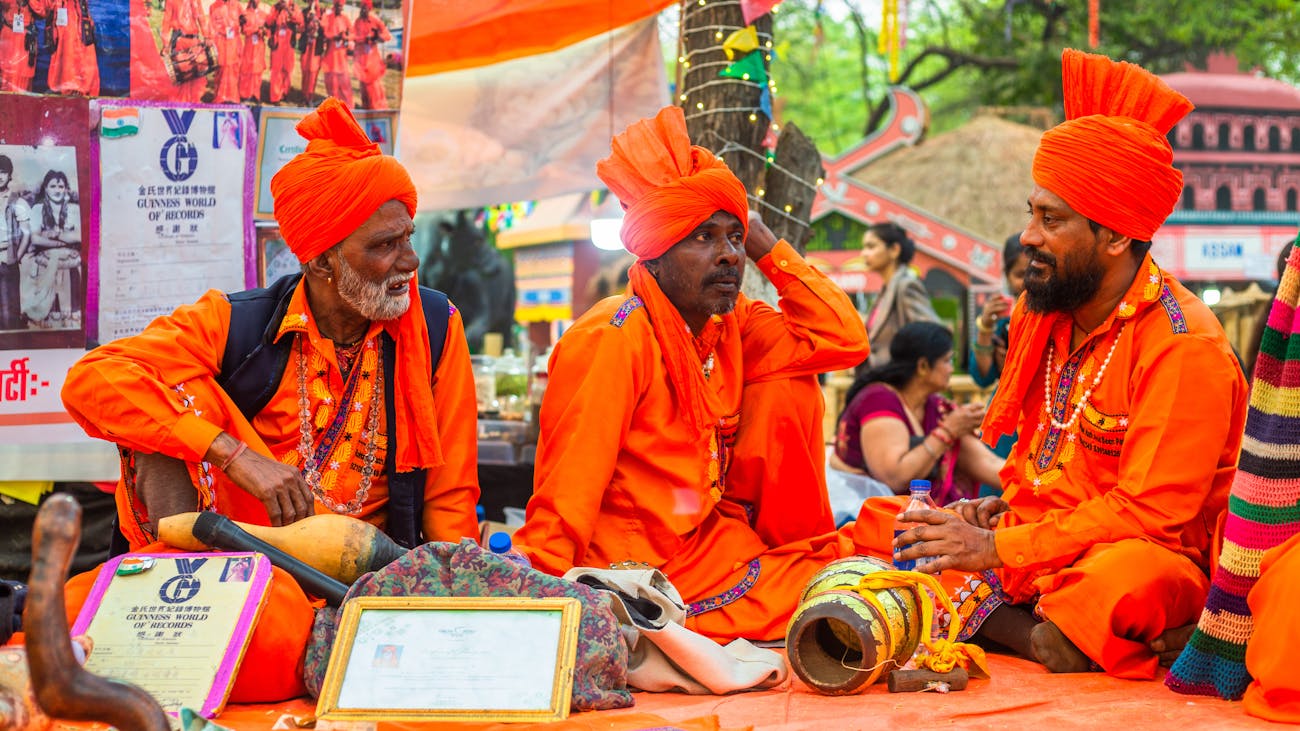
677,1 -> 824,303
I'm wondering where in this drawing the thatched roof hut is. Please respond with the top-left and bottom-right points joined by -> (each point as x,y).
849,114 -> 1044,244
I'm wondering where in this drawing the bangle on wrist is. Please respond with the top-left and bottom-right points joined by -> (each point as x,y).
920,438 -> 942,459
971,342 -> 994,353
976,317 -> 996,333
219,441 -> 248,471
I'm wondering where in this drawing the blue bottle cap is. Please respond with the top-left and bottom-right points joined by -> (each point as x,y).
488,531 -> 513,554
910,479 -> 932,491
476,505 -> 486,520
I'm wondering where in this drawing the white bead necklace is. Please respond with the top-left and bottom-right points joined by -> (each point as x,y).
1042,323 -> 1126,432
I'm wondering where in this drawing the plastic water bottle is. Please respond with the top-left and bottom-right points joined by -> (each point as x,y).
894,480 -> 939,571
488,531 -> 532,569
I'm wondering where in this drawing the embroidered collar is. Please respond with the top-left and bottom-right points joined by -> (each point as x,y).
274,279 -> 384,356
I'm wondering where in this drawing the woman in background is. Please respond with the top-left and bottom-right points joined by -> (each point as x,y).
22,169 -> 81,329
859,221 -> 938,373
833,321 -> 1002,505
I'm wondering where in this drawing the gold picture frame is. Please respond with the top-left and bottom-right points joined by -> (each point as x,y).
315,596 -> 582,723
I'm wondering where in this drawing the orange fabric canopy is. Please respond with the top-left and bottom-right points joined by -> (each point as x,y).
404,0 -> 678,76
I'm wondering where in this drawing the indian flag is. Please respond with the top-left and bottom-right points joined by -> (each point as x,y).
101,107 -> 140,138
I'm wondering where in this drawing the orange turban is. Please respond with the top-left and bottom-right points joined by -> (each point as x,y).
271,98 -> 417,263
596,105 -> 749,259
1031,49 -> 1192,242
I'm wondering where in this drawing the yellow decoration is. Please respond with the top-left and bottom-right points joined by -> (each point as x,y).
722,25 -> 759,60
315,403 -> 333,430
334,441 -> 353,465
878,0 -> 901,82
852,571 -> 991,678
0,481 -> 53,505
346,410 -> 364,434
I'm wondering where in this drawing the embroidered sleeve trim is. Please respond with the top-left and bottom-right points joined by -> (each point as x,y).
608,296 -> 644,328
685,558 -> 761,617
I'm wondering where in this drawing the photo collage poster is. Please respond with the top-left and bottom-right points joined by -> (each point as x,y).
0,0 -> 407,108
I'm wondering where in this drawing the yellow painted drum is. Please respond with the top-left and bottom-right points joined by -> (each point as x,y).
785,555 -> 923,694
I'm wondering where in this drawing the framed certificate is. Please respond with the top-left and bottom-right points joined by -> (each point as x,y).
315,597 -> 582,723
70,552 -> 272,717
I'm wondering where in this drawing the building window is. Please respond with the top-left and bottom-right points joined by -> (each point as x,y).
1270,126 -> 1283,152
1216,185 -> 1232,211
1293,129 -> 1300,152
1182,186 -> 1195,210
1219,123 -> 1232,150
1244,125 -> 1257,151
1254,188 -> 1268,211
1288,189 -> 1298,212
1192,124 -> 1205,149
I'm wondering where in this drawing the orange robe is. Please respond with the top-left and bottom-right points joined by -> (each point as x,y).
319,7 -> 350,106
513,241 -> 870,641
298,1 -> 322,103
31,0 -> 98,96
1243,531 -> 1300,722
350,12 -> 387,109
208,0 -> 240,102
0,1 -> 35,91
236,3 -> 266,100
161,0 -> 210,103
265,2 -> 299,102
857,254 -> 1248,678
60,279 -> 481,549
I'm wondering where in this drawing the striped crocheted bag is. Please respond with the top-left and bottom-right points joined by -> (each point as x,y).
1166,242 -> 1300,698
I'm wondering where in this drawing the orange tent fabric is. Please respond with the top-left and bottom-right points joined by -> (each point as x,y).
404,0 -> 678,76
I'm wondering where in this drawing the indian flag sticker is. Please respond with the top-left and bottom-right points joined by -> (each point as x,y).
101,106 -> 140,138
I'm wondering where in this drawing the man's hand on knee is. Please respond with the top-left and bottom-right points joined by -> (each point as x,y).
945,496 -> 1009,529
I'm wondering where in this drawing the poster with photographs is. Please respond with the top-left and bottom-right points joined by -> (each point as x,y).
128,0 -> 405,107
0,96 -> 92,351
0,96 -> 117,463
253,105 -> 394,219
0,0 -> 131,96
95,101 -> 255,343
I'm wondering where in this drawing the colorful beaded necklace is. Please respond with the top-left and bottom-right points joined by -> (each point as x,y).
294,335 -> 382,514
1042,322 -> 1126,432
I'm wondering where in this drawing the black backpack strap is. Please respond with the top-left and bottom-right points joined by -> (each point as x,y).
383,286 -> 451,549
218,273 -> 302,420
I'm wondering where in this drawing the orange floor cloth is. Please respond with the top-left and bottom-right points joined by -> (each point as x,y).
45,653 -> 1272,730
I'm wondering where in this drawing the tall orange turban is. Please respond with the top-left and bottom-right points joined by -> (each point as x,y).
270,98 -> 440,473
596,105 -> 749,259
1031,49 -> 1193,242
271,98 -> 417,263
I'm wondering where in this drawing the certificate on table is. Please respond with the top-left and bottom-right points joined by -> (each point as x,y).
316,597 -> 581,723
70,552 -> 272,717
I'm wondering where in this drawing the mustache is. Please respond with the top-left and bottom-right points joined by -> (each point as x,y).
1027,251 -> 1056,267
704,267 -> 741,285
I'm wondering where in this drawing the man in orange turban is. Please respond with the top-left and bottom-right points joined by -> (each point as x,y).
60,98 -> 480,700
863,50 -> 1248,678
513,106 -> 871,641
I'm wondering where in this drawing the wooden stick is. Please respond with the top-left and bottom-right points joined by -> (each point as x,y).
26,494 -> 170,731
887,667 -> 969,693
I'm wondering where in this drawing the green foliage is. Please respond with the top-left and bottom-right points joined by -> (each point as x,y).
807,213 -> 867,252
770,0 -> 1300,155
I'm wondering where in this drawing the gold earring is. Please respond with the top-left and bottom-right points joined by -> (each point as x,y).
327,276 -> 333,283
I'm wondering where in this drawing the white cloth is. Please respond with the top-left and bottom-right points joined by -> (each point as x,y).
826,463 -> 894,526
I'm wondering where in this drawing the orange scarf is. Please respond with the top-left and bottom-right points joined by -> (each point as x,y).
269,98 -> 438,472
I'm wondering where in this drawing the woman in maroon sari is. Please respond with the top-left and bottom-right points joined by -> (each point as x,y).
832,321 -> 1002,505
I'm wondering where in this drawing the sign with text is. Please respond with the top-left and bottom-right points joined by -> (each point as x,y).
95,102 -> 255,342
71,552 -> 271,717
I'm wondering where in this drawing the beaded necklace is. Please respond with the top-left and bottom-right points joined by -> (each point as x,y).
1042,322 -> 1126,432
295,335 -> 382,514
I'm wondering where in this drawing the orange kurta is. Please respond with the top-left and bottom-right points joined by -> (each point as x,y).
60,279 -> 480,550
265,1 -> 299,102
0,1 -> 36,92
860,254 -> 1248,678
208,0 -> 240,102
514,240 -> 869,641
33,0 -> 98,96
350,12 -> 387,109
161,0 -> 210,102
1243,531 -> 1300,722
298,1 -> 322,103
319,7 -> 350,105
236,2 -> 266,100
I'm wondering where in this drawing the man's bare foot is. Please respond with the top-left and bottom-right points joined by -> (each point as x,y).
1150,624 -> 1196,667
1030,621 -> 1094,673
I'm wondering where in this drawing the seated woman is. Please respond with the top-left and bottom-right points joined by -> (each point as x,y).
832,321 -> 1003,505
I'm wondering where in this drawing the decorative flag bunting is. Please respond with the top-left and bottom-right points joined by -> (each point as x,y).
719,51 -> 768,84
740,0 -> 783,25
722,26 -> 759,60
